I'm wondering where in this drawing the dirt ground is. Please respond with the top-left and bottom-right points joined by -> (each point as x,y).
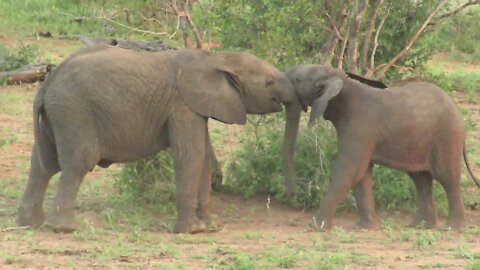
1,39 -> 480,269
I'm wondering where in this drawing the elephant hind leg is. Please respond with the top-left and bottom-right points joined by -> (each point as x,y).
431,146 -> 465,229
409,171 -> 437,228
45,134 -> 100,232
353,164 -> 379,230
17,141 -> 60,228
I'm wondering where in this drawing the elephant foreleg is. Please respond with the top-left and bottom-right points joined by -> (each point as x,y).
169,110 -> 209,234
353,164 -> 379,230
314,139 -> 373,231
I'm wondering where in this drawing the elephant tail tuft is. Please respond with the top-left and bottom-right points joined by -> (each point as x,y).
463,142 -> 480,188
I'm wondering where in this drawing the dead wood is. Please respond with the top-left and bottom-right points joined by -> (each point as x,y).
0,63 -> 55,85
78,36 -> 176,51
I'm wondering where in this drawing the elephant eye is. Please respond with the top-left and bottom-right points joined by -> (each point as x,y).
314,85 -> 325,98
266,75 -> 275,86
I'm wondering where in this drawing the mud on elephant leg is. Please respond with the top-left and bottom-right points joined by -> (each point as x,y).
17,144 -> 60,228
409,172 -> 437,228
352,164 -> 379,230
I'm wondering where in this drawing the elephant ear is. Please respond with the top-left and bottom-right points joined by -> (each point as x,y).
176,63 -> 247,125
346,72 -> 387,89
309,76 -> 343,126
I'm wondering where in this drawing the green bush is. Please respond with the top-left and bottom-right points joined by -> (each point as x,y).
0,44 -> 42,71
224,115 -> 337,210
116,113 -> 449,216
115,151 -> 176,216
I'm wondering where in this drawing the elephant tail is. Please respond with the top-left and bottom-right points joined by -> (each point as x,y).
463,143 -> 480,188
33,84 -> 49,170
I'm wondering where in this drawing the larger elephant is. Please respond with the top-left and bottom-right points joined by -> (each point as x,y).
282,64 -> 480,230
16,45 -> 293,234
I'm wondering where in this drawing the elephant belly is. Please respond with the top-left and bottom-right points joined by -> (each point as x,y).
372,144 -> 430,172
98,123 -> 169,164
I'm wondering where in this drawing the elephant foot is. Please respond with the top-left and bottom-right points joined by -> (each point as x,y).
409,215 -> 437,229
45,211 -> 78,233
173,216 -> 207,234
16,206 -> 45,228
310,215 -> 333,232
199,214 -> 223,231
354,219 -> 380,230
446,217 -> 466,230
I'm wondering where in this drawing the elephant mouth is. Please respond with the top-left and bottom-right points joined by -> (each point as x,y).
271,101 -> 283,113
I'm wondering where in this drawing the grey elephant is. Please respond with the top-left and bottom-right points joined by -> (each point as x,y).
16,45 -> 293,234
282,64 -> 480,230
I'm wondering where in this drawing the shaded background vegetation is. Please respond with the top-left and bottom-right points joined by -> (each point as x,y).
1,0 -> 479,217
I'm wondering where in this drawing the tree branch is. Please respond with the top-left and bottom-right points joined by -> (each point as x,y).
320,2 -> 348,65
365,8 -> 389,78
346,0 -> 369,73
337,27 -> 349,69
374,0 -> 449,79
361,0 -> 383,74
431,0 -> 480,24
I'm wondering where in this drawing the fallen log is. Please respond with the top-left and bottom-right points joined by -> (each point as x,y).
1,35 -> 174,85
77,35 -> 176,51
0,63 -> 55,85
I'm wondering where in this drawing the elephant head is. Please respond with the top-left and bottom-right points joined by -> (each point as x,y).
282,64 -> 386,196
175,50 -> 293,125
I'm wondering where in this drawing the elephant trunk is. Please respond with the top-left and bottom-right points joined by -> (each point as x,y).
283,102 -> 302,197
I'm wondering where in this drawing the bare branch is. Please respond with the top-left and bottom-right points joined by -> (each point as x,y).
337,27 -> 350,69
431,0 -> 480,24
323,0 -> 344,40
320,4 -> 348,65
374,0 -> 449,79
183,0 -> 203,49
57,10 -> 172,36
361,0 -> 383,74
99,16 -> 171,36
365,8 -> 389,78
346,0 -> 369,73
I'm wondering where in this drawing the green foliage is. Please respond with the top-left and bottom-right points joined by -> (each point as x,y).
0,0 -> 183,45
115,151 -> 176,215
434,7 -> 480,64
198,0 -> 327,70
224,115 -> 337,210
198,0 -> 445,76
223,114 -> 449,214
0,44 -> 42,71
422,66 -> 480,102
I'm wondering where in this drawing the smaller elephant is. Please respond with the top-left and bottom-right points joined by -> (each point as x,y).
16,45 -> 293,234
282,64 -> 480,230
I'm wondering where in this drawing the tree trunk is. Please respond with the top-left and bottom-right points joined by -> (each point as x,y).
346,0 -> 369,73
360,0 -> 383,75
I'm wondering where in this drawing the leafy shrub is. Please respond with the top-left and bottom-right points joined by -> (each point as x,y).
224,115 -> 337,210
0,44 -> 42,71
115,151 -> 176,216
116,113 -> 448,216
